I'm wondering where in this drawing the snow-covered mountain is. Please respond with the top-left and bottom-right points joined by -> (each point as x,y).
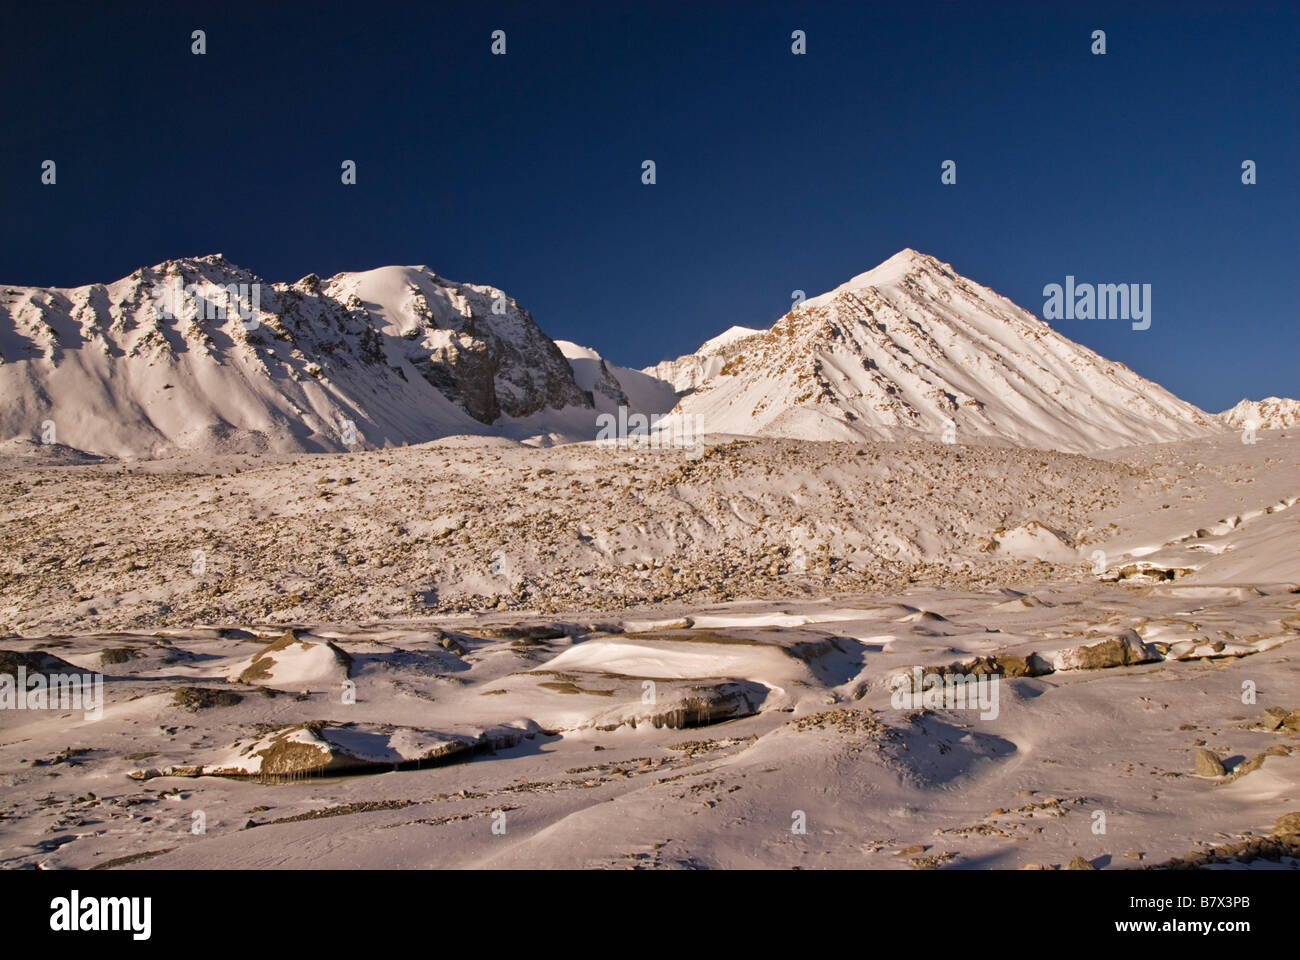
1,249 -> 1232,460
554,340 -> 630,413
0,255 -> 593,457
643,325 -> 763,394
641,249 -> 1224,453
556,340 -> 677,416
1219,397 -> 1300,430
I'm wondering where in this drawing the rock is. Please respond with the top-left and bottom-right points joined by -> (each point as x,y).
438,634 -> 468,656
1271,812 -> 1300,837
228,630 -> 352,691
171,686 -> 242,711
1052,630 -> 1159,671
1222,745 -> 1291,783
1194,748 -> 1226,777
201,721 -> 478,778
1268,707 -> 1300,732
1067,856 -> 1097,870
994,655 -> 1035,678
896,844 -> 927,856
0,650 -> 82,676
591,679 -> 767,732
1156,835 -> 1300,869
963,654 -> 1051,678
467,624 -> 567,642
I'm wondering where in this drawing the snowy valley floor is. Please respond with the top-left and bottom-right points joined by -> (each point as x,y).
0,432 -> 1296,869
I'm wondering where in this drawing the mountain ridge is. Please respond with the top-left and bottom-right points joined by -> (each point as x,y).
1,249 -> 1235,459
629,249 -> 1224,453
1218,396 -> 1300,430
0,255 -> 593,457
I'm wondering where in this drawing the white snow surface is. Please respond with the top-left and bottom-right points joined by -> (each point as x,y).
0,431 -> 1296,870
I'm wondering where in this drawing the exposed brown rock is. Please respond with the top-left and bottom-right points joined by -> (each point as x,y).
1193,748 -> 1226,777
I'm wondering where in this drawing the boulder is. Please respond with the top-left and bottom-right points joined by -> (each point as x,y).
201,721 -> 477,778
1051,630 -> 1159,671
1193,748 -> 1226,777
227,630 -> 352,691
1272,812 -> 1300,837
0,649 -> 82,675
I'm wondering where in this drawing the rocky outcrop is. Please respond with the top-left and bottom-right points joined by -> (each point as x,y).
1193,748 -> 1226,777
130,721 -> 483,780
1051,630 -> 1159,671
227,630 -> 353,691
1218,396 -> 1300,430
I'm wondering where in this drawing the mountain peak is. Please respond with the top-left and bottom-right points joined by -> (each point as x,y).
644,252 -> 1221,453
803,249 -> 952,309
0,258 -> 593,457
1219,396 -> 1300,429
886,246 -> 935,265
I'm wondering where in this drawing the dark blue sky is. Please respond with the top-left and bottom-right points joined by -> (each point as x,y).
2,0 -> 1296,411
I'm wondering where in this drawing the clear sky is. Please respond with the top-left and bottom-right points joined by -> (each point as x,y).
2,0 -> 1296,412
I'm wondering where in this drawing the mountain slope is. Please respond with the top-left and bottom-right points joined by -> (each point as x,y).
0,256 -> 592,457
1219,397 -> 1300,430
644,325 -> 764,394
1,250 -> 1231,459
554,340 -> 631,414
647,249 -> 1224,453
556,340 -> 677,416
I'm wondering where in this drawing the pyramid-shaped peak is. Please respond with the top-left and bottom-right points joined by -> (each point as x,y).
887,247 -> 934,263
852,248 -> 948,283
800,249 -> 953,310
652,246 -> 1221,453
